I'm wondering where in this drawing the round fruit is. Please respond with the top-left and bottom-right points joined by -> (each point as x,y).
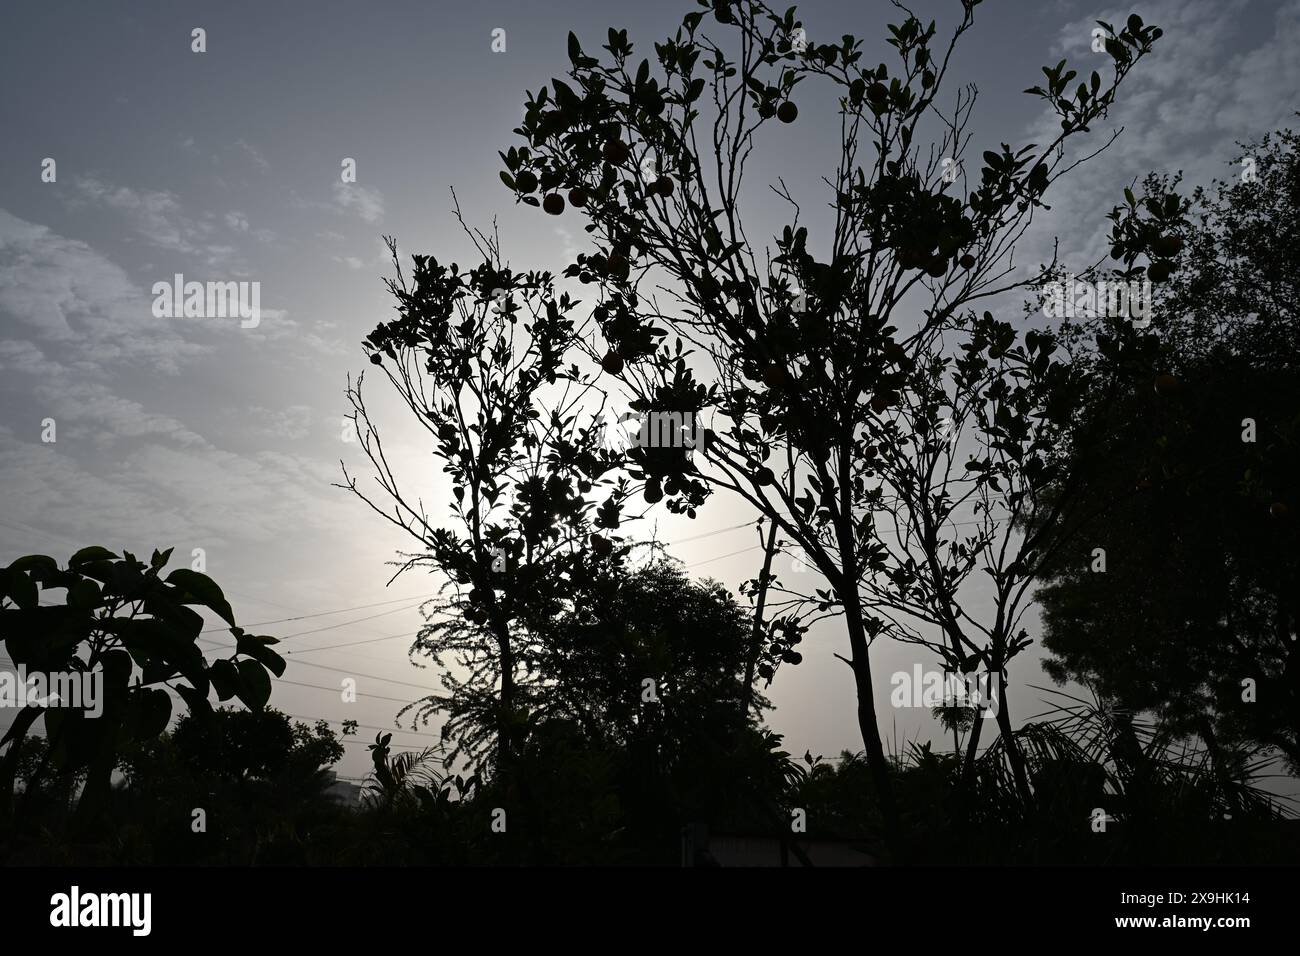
1147,260 -> 1174,282
1153,373 -> 1181,395
568,187 -> 588,208
543,193 -> 565,215
777,101 -> 798,124
644,479 -> 664,504
959,253 -> 976,270
601,350 -> 625,375
603,139 -> 630,165
590,534 -> 613,556
763,363 -> 786,388
926,256 -> 948,278
870,394 -> 892,413
515,170 -> 538,194
438,423 -> 458,443
539,109 -> 563,135
653,176 -> 674,197
369,353 -> 383,365
756,466 -> 776,486
1152,235 -> 1183,257
1271,502 -> 1291,519
608,254 -> 630,281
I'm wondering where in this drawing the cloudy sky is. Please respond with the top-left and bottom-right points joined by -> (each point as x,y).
1,0 -> 1297,779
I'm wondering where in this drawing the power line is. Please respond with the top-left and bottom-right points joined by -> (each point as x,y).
196,602 -> 427,658
270,677 -> 416,706
660,519 -> 758,546
88,665 -> 425,709
204,600 -> 426,642
684,543 -> 764,569
283,631 -> 415,656
199,593 -> 429,634
279,658 -> 436,693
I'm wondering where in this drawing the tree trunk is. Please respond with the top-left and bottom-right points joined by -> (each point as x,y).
993,671 -> 1033,806
0,705 -> 42,823
961,701 -> 985,790
841,593 -> 899,847
740,522 -> 778,728
74,740 -> 116,837
493,615 -> 516,773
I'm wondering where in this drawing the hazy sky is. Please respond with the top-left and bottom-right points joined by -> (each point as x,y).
2,0 -> 1297,779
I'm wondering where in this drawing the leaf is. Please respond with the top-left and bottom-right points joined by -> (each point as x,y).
174,682 -> 211,717
69,546 -> 118,567
567,30 -> 582,65
68,578 -> 101,610
236,658 -> 272,710
165,568 -> 236,626
7,554 -> 58,578
236,633 -> 287,678
208,659 -> 241,701
135,688 -> 173,739
1,567 -> 38,610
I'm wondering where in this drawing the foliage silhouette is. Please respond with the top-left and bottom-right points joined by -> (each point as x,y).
0,546 -> 283,835
342,210 -> 632,775
1035,125 -> 1300,772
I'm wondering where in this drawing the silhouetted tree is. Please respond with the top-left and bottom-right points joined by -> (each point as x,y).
499,0 -> 1160,830
167,706 -> 344,783
342,208 -> 633,774
0,546 -> 284,833
1035,126 -> 1300,771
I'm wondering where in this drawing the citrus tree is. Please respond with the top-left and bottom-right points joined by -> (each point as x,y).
496,0 -> 1161,828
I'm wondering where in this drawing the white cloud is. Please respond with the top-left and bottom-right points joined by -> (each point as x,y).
1020,0 -> 1300,269
0,208 -> 206,374
30,379 -> 210,449
235,139 -> 271,172
332,182 -> 385,223
243,404 -> 314,441
72,176 -> 213,256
